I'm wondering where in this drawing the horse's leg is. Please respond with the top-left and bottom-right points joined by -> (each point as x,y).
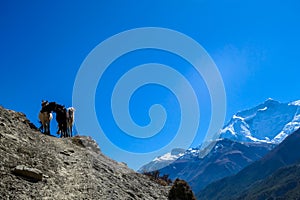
57,124 -> 62,138
43,124 -> 45,134
64,123 -> 68,137
45,124 -> 47,135
39,124 -> 43,133
48,122 -> 51,135
60,126 -> 63,138
67,125 -> 70,137
62,123 -> 64,137
66,126 -> 69,137
65,125 -> 68,137
39,122 -> 44,134
46,122 -> 50,135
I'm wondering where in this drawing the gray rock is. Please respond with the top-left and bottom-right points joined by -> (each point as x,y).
0,106 -> 169,199
12,165 -> 43,182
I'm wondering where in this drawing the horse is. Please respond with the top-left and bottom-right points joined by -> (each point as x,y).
67,107 -> 75,137
41,102 -> 68,137
38,100 -> 53,135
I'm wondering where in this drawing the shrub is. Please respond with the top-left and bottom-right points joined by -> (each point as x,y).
168,178 -> 196,200
142,170 -> 172,186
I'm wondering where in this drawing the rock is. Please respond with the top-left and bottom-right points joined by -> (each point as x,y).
60,151 -> 71,156
12,165 -> 43,182
71,136 -> 101,154
0,105 -> 169,199
66,148 -> 75,153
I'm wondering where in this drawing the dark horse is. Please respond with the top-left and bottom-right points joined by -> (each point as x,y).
41,102 -> 69,137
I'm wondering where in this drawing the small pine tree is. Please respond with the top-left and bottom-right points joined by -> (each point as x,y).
168,178 -> 196,200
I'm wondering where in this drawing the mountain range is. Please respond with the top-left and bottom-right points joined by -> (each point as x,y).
138,99 -> 300,197
140,99 -> 300,172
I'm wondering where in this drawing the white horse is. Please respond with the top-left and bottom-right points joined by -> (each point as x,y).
66,107 -> 75,137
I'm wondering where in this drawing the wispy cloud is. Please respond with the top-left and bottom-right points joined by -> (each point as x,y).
212,43 -> 267,88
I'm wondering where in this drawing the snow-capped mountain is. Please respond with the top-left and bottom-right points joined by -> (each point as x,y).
220,98 -> 300,143
138,148 -> 185,172
138,99 -> 300,174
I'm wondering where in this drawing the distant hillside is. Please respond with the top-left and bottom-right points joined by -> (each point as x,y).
0,106 -> 169,199
198,128 -> 300,200
236,163 -> 300,199
158,139 -> 273,194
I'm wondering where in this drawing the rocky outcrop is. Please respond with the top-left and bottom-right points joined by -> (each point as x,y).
0,106 -> 169,199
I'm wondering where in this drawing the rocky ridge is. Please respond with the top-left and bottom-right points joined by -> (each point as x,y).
0,106 -> 169,199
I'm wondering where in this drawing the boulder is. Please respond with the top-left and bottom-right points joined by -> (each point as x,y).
12,165 -> 43,182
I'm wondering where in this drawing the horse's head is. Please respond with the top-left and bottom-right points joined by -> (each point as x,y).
41,101 -> 57,113
41,100 -> 49,107
68,107 -> 76,115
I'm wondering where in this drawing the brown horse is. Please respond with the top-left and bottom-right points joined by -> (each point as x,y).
38,100 -> 53,135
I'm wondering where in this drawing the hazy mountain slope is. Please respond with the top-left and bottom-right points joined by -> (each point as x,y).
197,128 -> 300,200
236,163 -> 300,200
159,139 -> 274,192
0,106 -> 169,199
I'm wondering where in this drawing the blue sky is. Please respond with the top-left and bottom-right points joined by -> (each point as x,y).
1,1 -> 300,170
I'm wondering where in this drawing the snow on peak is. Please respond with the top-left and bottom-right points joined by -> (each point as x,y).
153,150 -> 185,162
264,98 -> 279,104
266,98 -> 274,101
220,99 -> 300,144
138,148 -> 185,172
232,115 -> 245,120
289,100 -> 300,106
258,107 -> 268,111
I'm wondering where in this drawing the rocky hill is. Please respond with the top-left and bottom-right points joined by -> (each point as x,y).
0,106 -> 169,199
